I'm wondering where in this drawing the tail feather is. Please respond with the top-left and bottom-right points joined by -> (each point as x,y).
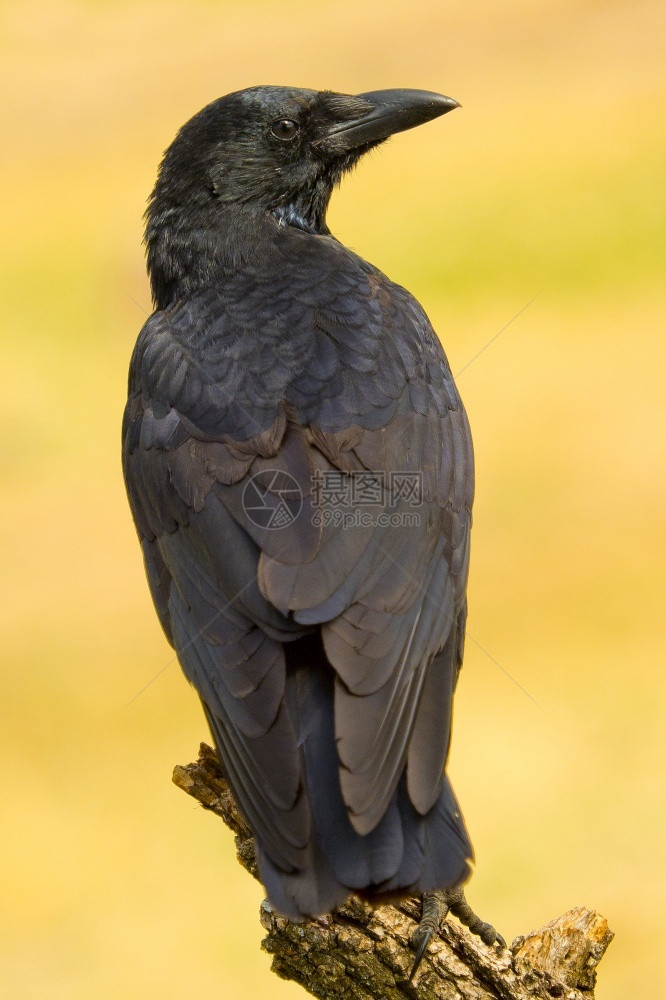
257,636 -> 472,918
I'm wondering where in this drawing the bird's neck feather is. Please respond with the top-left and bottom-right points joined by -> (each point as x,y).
145,193 -> 331,310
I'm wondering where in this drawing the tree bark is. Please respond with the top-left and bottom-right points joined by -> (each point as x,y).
173,744 -> 613,999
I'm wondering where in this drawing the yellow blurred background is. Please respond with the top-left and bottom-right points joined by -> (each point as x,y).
1,1 -> 664,997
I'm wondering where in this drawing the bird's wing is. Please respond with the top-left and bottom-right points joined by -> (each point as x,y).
123,300 -> 317,883
122,247 -> 473,855
256,265 -> 474,835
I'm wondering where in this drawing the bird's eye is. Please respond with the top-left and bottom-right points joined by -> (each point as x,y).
270,119 -> 299,141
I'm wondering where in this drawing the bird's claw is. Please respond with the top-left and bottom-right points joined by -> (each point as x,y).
445,886 -> 505,949
409,887 -> 505,979
409,926 -> 434,982
409,890 -> 446,980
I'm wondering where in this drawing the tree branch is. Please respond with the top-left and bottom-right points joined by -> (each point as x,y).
173,744 -> 613,999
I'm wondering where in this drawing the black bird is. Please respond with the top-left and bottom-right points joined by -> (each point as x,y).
122,85 -> 503,973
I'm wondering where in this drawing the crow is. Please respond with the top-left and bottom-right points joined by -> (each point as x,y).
122,85 -> 503,974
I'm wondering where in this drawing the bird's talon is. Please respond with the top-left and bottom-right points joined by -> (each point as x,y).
409,929 -> 433,982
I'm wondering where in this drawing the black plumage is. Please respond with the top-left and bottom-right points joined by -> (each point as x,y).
122,85 -> 478,922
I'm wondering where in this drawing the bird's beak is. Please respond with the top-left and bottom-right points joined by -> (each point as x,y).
320,89 -> 460,153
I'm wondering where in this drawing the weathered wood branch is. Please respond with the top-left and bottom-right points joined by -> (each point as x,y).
173,744 -> 613,999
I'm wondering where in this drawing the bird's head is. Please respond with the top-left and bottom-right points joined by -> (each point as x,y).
145,85 -> 459,304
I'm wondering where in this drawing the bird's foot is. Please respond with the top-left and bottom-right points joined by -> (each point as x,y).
409,891 -> 447,981
409,887 -> 505,980
444,885 -> 505,948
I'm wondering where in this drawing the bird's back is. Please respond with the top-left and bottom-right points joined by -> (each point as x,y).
123,221 -> 475,916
